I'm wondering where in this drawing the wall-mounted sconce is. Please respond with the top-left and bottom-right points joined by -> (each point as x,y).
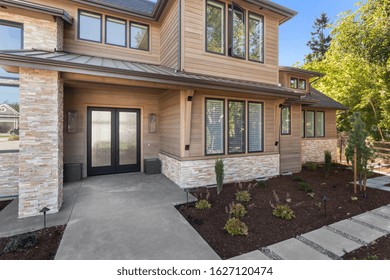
149,113 -> 157,133
67,110 -> 77,133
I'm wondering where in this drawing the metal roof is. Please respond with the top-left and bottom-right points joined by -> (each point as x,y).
0,49 -> 302,98
0,0 -> 73,24
301,87 -> 349,110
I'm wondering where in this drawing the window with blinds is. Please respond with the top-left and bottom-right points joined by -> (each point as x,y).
248,102 -> 263,152
228,100 -> 245,153
205,98 -> 225,155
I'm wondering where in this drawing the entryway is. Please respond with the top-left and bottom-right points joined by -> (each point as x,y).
87,107 -> 140,176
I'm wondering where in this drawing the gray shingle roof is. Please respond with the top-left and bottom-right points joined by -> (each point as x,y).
302,87 -> 348,110
0,49 -> 302,98
92,0 -> 157,15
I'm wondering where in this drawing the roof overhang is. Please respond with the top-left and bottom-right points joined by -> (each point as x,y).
0,0 -> 73,24
243,0 -> 297,24
0,50 -> 303,99
279,66 -> 324,78
72,0 -> 168,21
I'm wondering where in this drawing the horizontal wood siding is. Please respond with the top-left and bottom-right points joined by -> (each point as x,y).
159,90 -> 181,156
280,104 -> 302,173
160,0 -> 179,68
183,0 -> 280,84
63,83 -> 162,176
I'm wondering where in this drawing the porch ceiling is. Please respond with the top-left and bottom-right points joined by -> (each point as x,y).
0,49 -> 303,99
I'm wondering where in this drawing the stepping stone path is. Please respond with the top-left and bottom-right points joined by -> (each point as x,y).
230,204 -> 390,260
355,175 -> 390,191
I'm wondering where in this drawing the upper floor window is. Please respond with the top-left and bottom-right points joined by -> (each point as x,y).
0,20 -> 23,50
130,22 -> 149,51
290,77 -> 307,90
78,10 -> 102,43
281,106 -> 291,135
248,13 -> 264,63
105,17 -> 126,47
228,4 -> 246,58
206,0 -> 225,54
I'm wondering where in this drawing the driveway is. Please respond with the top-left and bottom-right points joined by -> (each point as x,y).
55,173 -> 220,260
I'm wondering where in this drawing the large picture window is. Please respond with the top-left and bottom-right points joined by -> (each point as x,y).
206,99 -> 225,155
316,111 -> 325,137
0,86 -> 19,152
206,0 -> 225,54
78,10 -> 102,43
248,102 -> 263,152
248,13 -> 264,62
281,106 -> 291,135
105,17 -> 126,47
130,22 -> 149,51
229,4 -> 246,58
228,100 -> 245,153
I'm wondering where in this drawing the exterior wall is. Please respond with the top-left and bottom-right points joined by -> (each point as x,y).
182,0 -> 281,84
0,152 -> 19,197
18,68 -> 63,218
160,153 -> 279,188
64,84 -> 163,177
301,139 -> 338,163
160,0 -> 179,68
0,9 -> 63,51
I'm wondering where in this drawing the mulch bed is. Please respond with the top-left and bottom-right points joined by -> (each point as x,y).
0,200 -> 12,212
0,226 -> 65,260
343,235 -> 390,260
176,164 -> 390,259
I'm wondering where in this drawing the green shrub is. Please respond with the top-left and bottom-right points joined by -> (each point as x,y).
223,218 -> 248,236
292,176 -> 304,182
8,135 -> 19,141
324,150 -> 332,177
305,162 -> 318,171
228,203 -> 247,219
215,158 -> 224,195
235,190 -> 251,202
256,181 -> 267,188
272,204 -> 296,220
195,199 -> 211,210
298,182 -> 313,193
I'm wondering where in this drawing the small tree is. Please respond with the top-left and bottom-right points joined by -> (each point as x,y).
324,150 -> 332,177
215,158 -> 224,195
345,112 -> 374,193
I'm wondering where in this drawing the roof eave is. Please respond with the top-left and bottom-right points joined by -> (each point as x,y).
244,0 -> 297,24
279,67 -> 325,78
0,0 -> 73,24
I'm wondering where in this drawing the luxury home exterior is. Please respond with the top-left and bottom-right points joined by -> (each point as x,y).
0,0 -> 347,218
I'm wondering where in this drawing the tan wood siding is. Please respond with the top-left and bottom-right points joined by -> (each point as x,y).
182,0 -> 281,84
159,90 -> 181,156
280,104 -> 302,173
63,83 -> 162,176
160,0 -> 179,68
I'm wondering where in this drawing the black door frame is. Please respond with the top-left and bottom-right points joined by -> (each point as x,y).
87,107 -> 141,176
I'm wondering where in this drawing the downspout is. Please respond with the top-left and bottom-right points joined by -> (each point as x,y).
176,0 -> 182,72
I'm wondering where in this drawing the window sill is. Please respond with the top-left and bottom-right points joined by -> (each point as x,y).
0,149 -> 19,154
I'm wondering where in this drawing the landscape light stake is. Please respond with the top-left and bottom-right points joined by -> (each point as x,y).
353,146 -> 357,194
322,196 -> 327,217
40,207 -> 50,229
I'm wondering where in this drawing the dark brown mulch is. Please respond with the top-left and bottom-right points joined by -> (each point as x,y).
0,225 -> 65,260
0,200 -> 12,212
343,235 -> 390,260
176,165 -> 390,259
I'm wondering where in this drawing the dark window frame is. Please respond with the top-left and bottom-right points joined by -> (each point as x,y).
78,9 -> 103,43
281,106 -> 291,135
304,110 -> 316,138
301,110 -> 305,138
228,3 -> 246,60
104,16 -> 127,48
247,101 -> 264,153
0,19 -> 23,50
227,99 -> 246,154
247,12 -> 264,64
205,98 -> 226,156
316,111 -> 326,138
298,78 -> 307,90
205,0 -> 226,56
290,77 -> 298,89
129,21 -> 150,51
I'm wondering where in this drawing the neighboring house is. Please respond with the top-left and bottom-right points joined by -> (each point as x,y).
0,0 -> 347,218
0,103 -> 19,133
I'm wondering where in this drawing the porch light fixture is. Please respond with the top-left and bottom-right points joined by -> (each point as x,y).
148,113 -> 157,133
322,195 -> 327,217
40,207 -> 50,229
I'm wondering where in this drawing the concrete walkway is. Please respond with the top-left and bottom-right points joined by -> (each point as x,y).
55,173 -> 220,260
231,204 -> 390,260
363,176 -> 390,191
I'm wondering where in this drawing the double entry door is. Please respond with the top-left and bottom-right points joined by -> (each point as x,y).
87,107 -> 140,176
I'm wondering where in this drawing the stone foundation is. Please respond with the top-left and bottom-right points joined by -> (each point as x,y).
18,68 -> 63,218
0,152 -> 19,197
302,139 -> 338,163
160,153 -> 280,188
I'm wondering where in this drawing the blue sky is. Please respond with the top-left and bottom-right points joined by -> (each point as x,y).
0,86 -> 19,103
277,0 -> 360,66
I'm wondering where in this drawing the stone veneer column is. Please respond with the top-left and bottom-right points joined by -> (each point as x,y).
18,68 -> 63,218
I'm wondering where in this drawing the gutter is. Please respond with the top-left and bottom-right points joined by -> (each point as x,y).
177,0 -> 182,72
243,0 -> 297,24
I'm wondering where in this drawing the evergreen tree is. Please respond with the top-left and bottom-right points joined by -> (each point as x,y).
305,13 -> 332,62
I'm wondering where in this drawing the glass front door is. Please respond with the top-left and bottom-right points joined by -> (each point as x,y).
87,107 -> 140,175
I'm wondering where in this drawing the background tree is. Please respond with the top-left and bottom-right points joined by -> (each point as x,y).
305,13 -> 332,63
